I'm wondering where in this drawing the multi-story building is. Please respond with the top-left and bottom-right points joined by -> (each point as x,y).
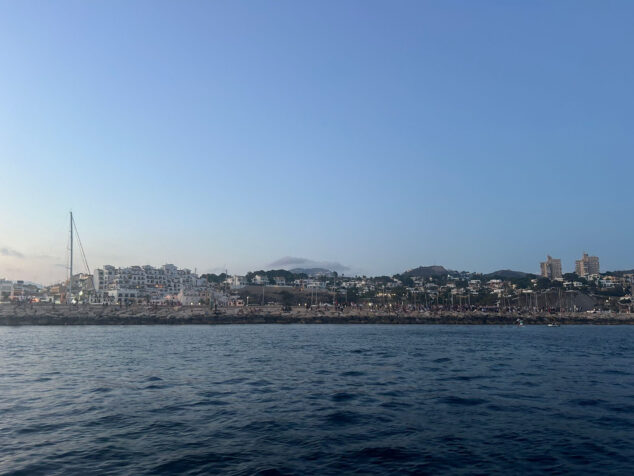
540,255 -> 563,279
252,274 -> 269,285
575,253 -> 600,277
92,264 -> 207,304
0,280 -> 44,302
0,279 -> 13,301
227,275 -> 247,289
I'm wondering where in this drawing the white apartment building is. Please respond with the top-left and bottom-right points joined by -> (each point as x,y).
227,275 -> 247,289
92,264 -> 206,304
253,275 -> 269,285
305,279 -> 327,289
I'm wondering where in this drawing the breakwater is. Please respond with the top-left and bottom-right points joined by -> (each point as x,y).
1,303 -> 633,325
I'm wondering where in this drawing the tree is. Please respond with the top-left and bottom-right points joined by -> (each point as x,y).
535,277 -> 552,290
393,274 -> 414,287
279,290 -> 294,307
346,287 -> 359,303
511,277 -> 533,289
245,269 -> 308,284
202,273 -> 228,284
392,286 -> 407,300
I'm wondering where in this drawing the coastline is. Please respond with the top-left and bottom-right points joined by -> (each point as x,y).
1,303 -> 633,325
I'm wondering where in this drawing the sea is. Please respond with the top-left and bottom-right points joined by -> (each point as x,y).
0,325 -> 633,475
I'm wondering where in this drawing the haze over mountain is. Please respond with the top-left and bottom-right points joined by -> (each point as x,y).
484,270 -> 533,280
268,257 -> 350,274
289,268 -> 336,277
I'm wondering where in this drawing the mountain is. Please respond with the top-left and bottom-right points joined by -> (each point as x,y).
604,269 -> 634,276
289,267 -> 335,277
400,266 -> 449,279
484,269 -> 533,280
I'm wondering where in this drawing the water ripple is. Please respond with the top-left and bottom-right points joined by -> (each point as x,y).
0,324 -> 633,475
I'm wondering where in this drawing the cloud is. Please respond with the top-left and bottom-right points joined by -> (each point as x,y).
268,256 -> 350,273
0,247 -> 25,259
32,253 -> 57,260
268,257 -> 311,267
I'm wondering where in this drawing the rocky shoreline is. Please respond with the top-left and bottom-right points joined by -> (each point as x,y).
1,303 -> 633,325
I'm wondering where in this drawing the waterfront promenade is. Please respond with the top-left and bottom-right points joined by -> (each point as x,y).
1,303 -> 633,325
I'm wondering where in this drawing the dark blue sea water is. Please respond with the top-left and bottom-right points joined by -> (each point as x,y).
0,325 -> 633,475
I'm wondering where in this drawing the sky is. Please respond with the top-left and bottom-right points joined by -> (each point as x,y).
1,0 -> 633,284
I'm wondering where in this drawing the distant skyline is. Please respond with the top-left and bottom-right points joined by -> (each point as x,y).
1,1 -> 633,284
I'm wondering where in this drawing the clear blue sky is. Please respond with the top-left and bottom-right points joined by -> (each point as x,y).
1,0 -> 633,284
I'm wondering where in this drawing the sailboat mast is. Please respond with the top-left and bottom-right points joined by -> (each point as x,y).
69,211 -> 73,306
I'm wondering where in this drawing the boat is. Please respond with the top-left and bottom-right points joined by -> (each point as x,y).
66,211 -> 91,306
547,323 -> 560,327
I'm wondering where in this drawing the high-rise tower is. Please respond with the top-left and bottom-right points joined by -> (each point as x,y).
540,255 -> 562,279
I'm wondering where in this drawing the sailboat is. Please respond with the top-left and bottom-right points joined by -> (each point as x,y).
67,212 -> 90,305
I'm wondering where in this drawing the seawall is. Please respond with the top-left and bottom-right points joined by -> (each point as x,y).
1,304 -> 633,325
